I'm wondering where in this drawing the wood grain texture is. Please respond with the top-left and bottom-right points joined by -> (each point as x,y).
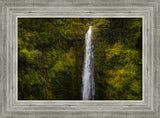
0,0 -> 159,117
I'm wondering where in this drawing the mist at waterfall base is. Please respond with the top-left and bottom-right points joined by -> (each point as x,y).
82,26 -> 95,100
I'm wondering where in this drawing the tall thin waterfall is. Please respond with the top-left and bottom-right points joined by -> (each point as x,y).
82,26 -> 95,100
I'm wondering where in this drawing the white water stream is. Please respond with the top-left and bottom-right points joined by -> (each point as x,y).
82,26 -> 95,100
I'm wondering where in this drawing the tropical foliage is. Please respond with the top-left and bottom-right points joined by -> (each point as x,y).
18,18 -> 142,100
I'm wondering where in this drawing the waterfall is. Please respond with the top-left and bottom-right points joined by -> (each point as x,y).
82,26 -> 95,100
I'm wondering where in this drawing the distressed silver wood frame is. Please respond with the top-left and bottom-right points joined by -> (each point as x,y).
0,0 -> 159,118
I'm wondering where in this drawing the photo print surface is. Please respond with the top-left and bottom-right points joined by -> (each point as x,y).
18,18 -> 142,100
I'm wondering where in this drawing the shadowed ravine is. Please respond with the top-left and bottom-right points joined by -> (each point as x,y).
82,26 -> 95,100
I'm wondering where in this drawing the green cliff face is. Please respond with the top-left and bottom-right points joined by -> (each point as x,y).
18,18 -> 142,100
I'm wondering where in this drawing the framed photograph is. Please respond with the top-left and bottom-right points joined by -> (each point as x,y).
0,0 -> 159,118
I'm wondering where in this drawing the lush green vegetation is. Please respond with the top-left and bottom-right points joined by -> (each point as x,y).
18,18 -> 142,100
